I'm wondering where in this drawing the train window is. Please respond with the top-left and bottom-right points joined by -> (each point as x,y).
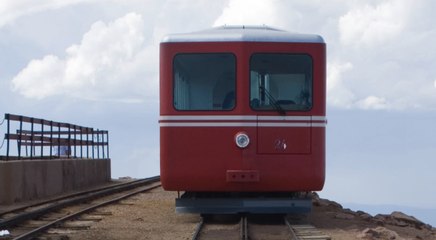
173,53 -> 236,110
250,54 -> 312,112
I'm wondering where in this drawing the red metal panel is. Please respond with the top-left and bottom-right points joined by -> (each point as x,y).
257,126 -> 311,154
226,170 -> 260,182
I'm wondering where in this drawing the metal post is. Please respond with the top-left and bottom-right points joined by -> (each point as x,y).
6,114 -> 10,160
58,123 -> 61,158
41,120 -> 44,158
102,132 -> 105,159
97,129 -> 100,159
86,129 -> 89,159
73,126 -> 76,158
68,124 -> 71,159
50,121 -> 53,158
18,116 -> 23,159
80,127 -> 83,159
92,130 -> 95,159
30,118 -> 34,160
106,131 -> 110,159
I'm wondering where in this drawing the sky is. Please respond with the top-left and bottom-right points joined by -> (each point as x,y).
0,0 -> 435,225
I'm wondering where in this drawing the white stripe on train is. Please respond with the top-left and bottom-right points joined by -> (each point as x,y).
159,115 -> 326,121
159,115 -> 327,127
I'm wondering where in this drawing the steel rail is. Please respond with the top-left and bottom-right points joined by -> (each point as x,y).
284,216 -> 300,240
191,217 -> 205,240
192,215 -> 246,240
284,217 -> 331,240
13,182 -> 161,240
240,216 -> 248,240
191,214 -> 330,240
0,176 -> 160,229
0,176 -> 159,216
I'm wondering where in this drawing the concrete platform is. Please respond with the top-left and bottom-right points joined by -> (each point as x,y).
0,158 -> 111,205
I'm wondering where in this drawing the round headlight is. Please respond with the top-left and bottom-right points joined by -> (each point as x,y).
235,132 -> 250,148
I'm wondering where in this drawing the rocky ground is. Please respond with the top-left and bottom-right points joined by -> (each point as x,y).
309,193 -> 435,239
55,188 -> 435,240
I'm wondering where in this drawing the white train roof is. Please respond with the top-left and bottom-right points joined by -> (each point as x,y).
162,25 -> 324,43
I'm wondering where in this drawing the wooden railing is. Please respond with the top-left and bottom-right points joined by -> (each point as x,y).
0,113 -> 109,161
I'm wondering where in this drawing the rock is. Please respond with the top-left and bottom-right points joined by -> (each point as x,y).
335,212 -> 355,220
374,211 -> 432,230
373,215 -> 386,226
356,211 -> 373,221
118,176 -> 133,180
311,192 -> 344,209
343,208 -> 356,214
311,192 -> 322,206
326,199 -> 343,209
390,211 -> 427,228
391,211 -> 419,222
357,227 -> 403,240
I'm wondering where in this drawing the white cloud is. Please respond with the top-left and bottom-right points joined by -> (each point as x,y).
214,0 -> 280,27
5,0 -> 436,111
151,0 -> 226,43
11,12 -> 155,102
0,0 -> 96,28
327,61 -> 355,108
356,96 -> 389,110
339,0 -> 412,47
11,55 -> 64,99
434,80 -> 436,89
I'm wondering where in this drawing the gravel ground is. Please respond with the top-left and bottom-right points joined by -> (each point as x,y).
66,188 -> 199,240
47,187 -> 435,240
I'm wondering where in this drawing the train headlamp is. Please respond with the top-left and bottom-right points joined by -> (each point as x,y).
235,132 -> 250,148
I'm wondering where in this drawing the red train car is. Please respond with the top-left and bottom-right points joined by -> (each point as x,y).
160,26 -> 326,213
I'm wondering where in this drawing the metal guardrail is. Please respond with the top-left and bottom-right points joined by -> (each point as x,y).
0,113 -> 109,161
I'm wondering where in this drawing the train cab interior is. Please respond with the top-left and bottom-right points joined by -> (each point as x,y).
173,53 -> 236,111
250,54 -> 313,112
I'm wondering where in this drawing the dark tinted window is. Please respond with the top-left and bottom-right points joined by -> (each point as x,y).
173,53 -> 236,110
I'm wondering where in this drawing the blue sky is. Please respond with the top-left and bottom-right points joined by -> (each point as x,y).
0,0 -> 435,225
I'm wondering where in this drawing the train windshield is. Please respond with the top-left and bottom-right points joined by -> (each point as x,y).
250,54 -> 313,112
173,53 -> 236,110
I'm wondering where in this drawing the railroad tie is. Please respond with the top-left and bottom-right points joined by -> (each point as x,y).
290,225 -> 331,240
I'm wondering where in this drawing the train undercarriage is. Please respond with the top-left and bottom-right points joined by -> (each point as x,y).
175,191 -> 312,214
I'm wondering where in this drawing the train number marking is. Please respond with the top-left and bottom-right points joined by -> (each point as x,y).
274,139 -> 287,151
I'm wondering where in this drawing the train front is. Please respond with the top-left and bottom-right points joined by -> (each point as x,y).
159,26 -> 326,214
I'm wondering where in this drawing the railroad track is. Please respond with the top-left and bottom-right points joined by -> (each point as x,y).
0,176 -> 160,240
192,214 -> 331,240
